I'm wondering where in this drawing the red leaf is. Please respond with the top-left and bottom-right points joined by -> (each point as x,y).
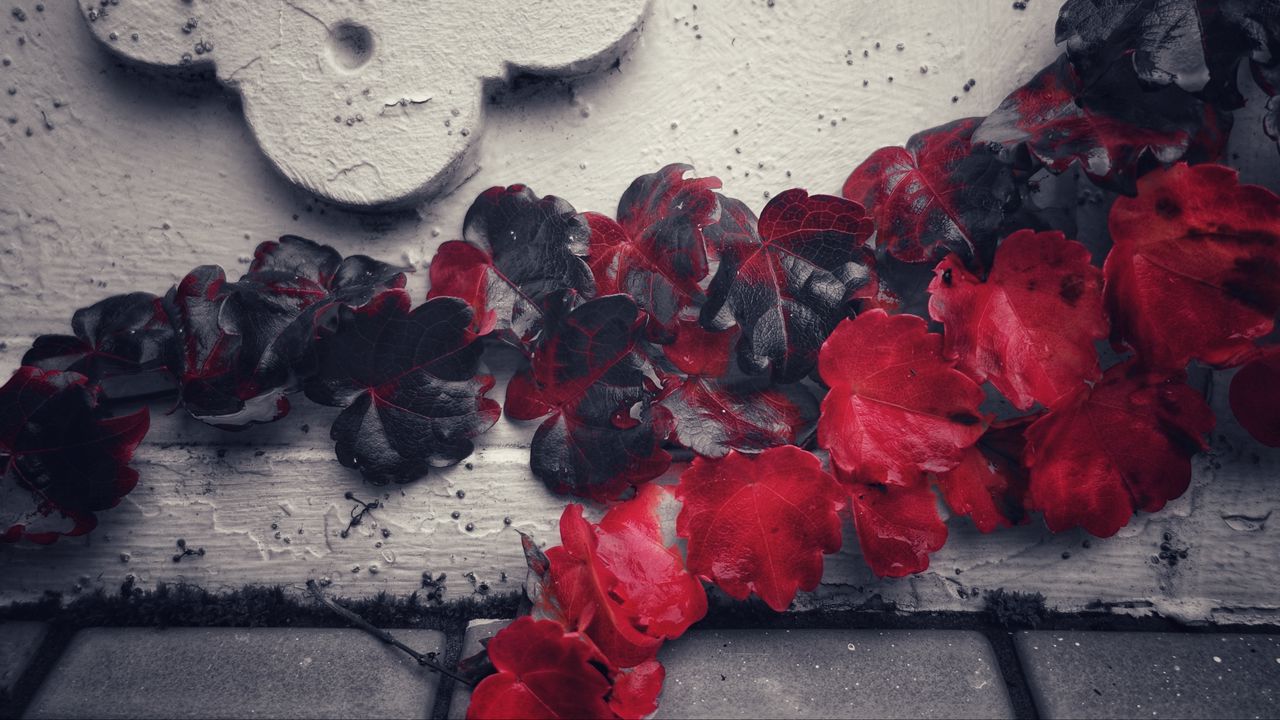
467,617 -> 614,720
660,322 -> 736,377
608,660 -> 665,720
1229,347 -> 1280,447
934,418 -> 1034,533
675,447 -> 844,611
848,481 -> 948,578
842,117 -> 1018,266
701,189 -> 876,382
817,310 -> 987,486
974,54 -> 1209,192
656,375 -> 811,459
1024,361 -> 1214,537
1104,163 -> 1280,370
1,367 -> 149,544
928,230 -> 1107,410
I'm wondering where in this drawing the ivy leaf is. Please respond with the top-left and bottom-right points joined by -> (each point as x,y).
1217,0 -> 1280,65
539,485 -> 705,667
675,446 -> 845,612
504,294 -> 669,501
1,368 -> 148,544
1229,347 -> 1280,447
1056,0 -> 1209,91
587,164 -> 722,341
467,617 -> 615,720
1024,361 -> 1214,537
429,185 -> 595,347
974,53 -> 1209,193
928,230 -> 1108,410
842,118 -> 1019,267
1104,163 -> 1280,370
608,660 -> 666,720
935,418 -> 1035,533
848,481 -> 948,578
817,310 -> 987,486
701,189 -> 876,383
304,290 -> 499,484
23,292 -> 176,397
656,374 -> 814,459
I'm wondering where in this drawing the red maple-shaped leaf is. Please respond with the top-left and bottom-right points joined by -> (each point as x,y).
1104,163 -> 1280,370
701,189 -> 876,383
1,367 -> 149,544
608,659 -> 665,720
587,164 -> 722,341
467,617 -> 615,720
848,480 -> 948,578
675,447 -> 844,611
1024,361 -> 1214,537
974,53 -> 1209,193
842,117 -> 1019,266
934,418 -> 1034,533
1229,346 -> 1280,447
818,310 -> 987,485
928,230 -> 1107,410
304,290 -> 500,484
428,186 -> 594,347
505,294 -> 670,501
539,484 -> 704,668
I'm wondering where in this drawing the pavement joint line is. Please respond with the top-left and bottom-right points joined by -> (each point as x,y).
431,623 -> 471,720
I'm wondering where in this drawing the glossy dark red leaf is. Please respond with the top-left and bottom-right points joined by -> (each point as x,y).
842,117 -> 1019,266
656,374 -> 812,459
467,616 -> 615,720
505,294 -> 669,501
818,310 -> 987,486
1056,0 -> 1209,91
934,418 -> 1034,533
848,480 -> 948,578
928,230 -> 1107,410
1103,163 -> 1280,370
428,186 -> 594,347
701,189 -> 876,383
1024,361 -> 1214,537
974,53 -> 1209,193
675,447 -> 844,611
1229,347 -> 1280,447
1,367 -> 148,544
304,290 -> 499,484
608,660 -> 665,720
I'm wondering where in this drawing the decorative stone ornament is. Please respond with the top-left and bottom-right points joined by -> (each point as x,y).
80,0 -> 650,207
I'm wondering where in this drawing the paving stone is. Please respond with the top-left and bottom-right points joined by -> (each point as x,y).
447,619 -> 511,720
1015,631 -> 1280,719
0,622 -> 47,695
24,627 -> 444,719
654,629 -> 1014,719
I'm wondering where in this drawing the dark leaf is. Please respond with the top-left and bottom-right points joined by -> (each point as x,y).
843,118 -> 1019,266
701,189 -> 876,383
304,290 -> 499,484
1229,346 -> 1280,447
656,374 -> 814,459
504,294 -> 670,501
1,367 -> 148,544
1056,0 -> 1209,91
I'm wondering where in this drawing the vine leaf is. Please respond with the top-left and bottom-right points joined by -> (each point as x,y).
1229,347 -> 1280,448
655,374 -> 813,459
842,117 -> 1018,267
818,310 -> 987,486
504,294 -> 669,501
701,189 -> 876,383
928,230 -> 1107,411
304,290 -> 499,484
1,368 -> 148,544
934,418 -> 1035,533
428,185 -> 594,347
848,480 -> 948,578
1104,163 -> 1280,370
1024,361 -> 1214,537
1056,0 -> 1209,91
675,447 -> 845,612
974,53 -> 1209,193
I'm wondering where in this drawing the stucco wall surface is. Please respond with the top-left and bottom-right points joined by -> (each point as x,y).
1,0 -> 1278,622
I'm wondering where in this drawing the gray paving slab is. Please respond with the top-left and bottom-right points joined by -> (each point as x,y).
23,627 -> 444,719
0,622 -> 47,696
1016,631 -> 1280,719
654,629 -> 1014,719
447,619 -> 510,720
